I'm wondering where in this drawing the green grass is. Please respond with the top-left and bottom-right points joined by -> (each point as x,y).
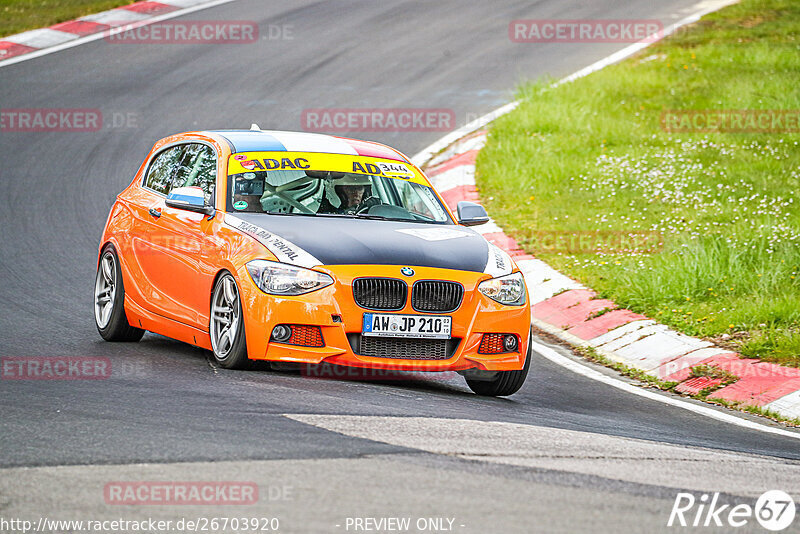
0,0 -> 143,37
689,364 -> 738,384
478,0 -> 800,367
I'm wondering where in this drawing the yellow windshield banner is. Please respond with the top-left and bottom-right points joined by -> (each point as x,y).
227,152 -> 428,185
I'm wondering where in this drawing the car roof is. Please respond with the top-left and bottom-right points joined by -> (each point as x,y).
206,129 -> 411,163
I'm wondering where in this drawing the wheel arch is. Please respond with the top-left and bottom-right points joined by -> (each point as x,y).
97,240 -> 118,268
210,269 -> 231,306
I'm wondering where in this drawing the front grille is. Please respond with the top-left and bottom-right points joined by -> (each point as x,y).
349,335 -> 460,360
353,278 -> 407,310
411,281 -> 464,313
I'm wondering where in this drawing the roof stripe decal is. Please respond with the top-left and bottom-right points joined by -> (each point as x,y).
212,130 -> 407,160
269,131 -> 358,155
215,131 -> 287,152
341,138 -> 407,161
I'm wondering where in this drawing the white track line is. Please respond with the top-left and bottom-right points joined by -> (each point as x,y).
412,0 -> 800,439
0,0 -> 239,69
532,339 -> 800,441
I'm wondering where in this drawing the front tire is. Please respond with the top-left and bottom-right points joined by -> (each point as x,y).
465,334 -> 531,397
210,273 -> 249,369
94,245 -> 145,342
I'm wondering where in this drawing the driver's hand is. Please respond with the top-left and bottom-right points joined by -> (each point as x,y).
361,196 -> 380,210
343,196 -> 380,215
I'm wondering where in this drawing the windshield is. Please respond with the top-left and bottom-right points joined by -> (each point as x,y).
227,158 -> 452,224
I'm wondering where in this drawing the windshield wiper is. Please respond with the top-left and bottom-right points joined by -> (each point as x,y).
355,213 -> 391,220
259,211 -> 429,223
261,212 -> 351,218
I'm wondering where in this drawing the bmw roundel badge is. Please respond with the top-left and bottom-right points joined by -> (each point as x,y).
401,267 -> 415,277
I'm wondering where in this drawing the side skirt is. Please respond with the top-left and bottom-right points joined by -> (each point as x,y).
125,296 -> 212,351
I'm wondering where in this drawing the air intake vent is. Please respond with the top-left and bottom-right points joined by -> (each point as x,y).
351,335 -> 460,360
411,281 -> 463,313
353,278 -> 407,311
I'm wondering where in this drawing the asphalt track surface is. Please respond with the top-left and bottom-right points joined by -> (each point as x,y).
1,1 -> 799,532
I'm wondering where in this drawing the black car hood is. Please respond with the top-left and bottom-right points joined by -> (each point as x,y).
229,213 -> 490,272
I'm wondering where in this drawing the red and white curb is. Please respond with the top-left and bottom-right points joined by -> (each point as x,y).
0,0 -> 236,66
420,129 -> 800,423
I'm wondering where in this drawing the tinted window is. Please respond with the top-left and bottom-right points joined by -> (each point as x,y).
228,170 -> 450,223
171,144 -> 216,200
393,178 -> 450,221
144,146 -> 182,195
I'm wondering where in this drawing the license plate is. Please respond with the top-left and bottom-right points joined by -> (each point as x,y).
362,313 -> 452,339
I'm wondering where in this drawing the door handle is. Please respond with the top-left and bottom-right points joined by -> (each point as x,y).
149,207 -> 162,219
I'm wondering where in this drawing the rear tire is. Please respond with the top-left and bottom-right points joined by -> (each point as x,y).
209,273 -> 249,369
465,333 -> 531,397
94,245 -> 145,342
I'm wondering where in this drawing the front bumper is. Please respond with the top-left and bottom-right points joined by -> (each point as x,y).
236,264 -> 531,372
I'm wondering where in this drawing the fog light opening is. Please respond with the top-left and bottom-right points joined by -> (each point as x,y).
271,324 -> 292,343
271,324 -> 325,347
503,334 -> 518,352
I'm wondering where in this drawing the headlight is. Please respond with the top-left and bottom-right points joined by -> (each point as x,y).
478,271 -> 526,305
246,260 -> 333,295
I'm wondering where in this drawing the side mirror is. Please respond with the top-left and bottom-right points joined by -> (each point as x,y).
456,201 -> 489,226
166,186 -> 215,216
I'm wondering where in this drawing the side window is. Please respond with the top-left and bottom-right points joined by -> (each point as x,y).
394,180 -> 422,215
394,179 -> 443,220
171,143 -> 217,201
144,146 -> 183,195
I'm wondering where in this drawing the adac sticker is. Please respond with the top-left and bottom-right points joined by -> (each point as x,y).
377,161 -> 414,179
233,201 -> 248,210
240,157 -> 310,171
351,161 -> 413,179
228,152 -> 427,186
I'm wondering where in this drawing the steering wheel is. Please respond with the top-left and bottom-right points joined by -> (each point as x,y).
354,197 -> 382,215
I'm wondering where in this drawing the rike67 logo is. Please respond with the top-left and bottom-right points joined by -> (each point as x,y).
668,490 -> 795,531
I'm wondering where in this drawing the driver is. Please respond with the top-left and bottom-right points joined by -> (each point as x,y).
318,174 -> 380,215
